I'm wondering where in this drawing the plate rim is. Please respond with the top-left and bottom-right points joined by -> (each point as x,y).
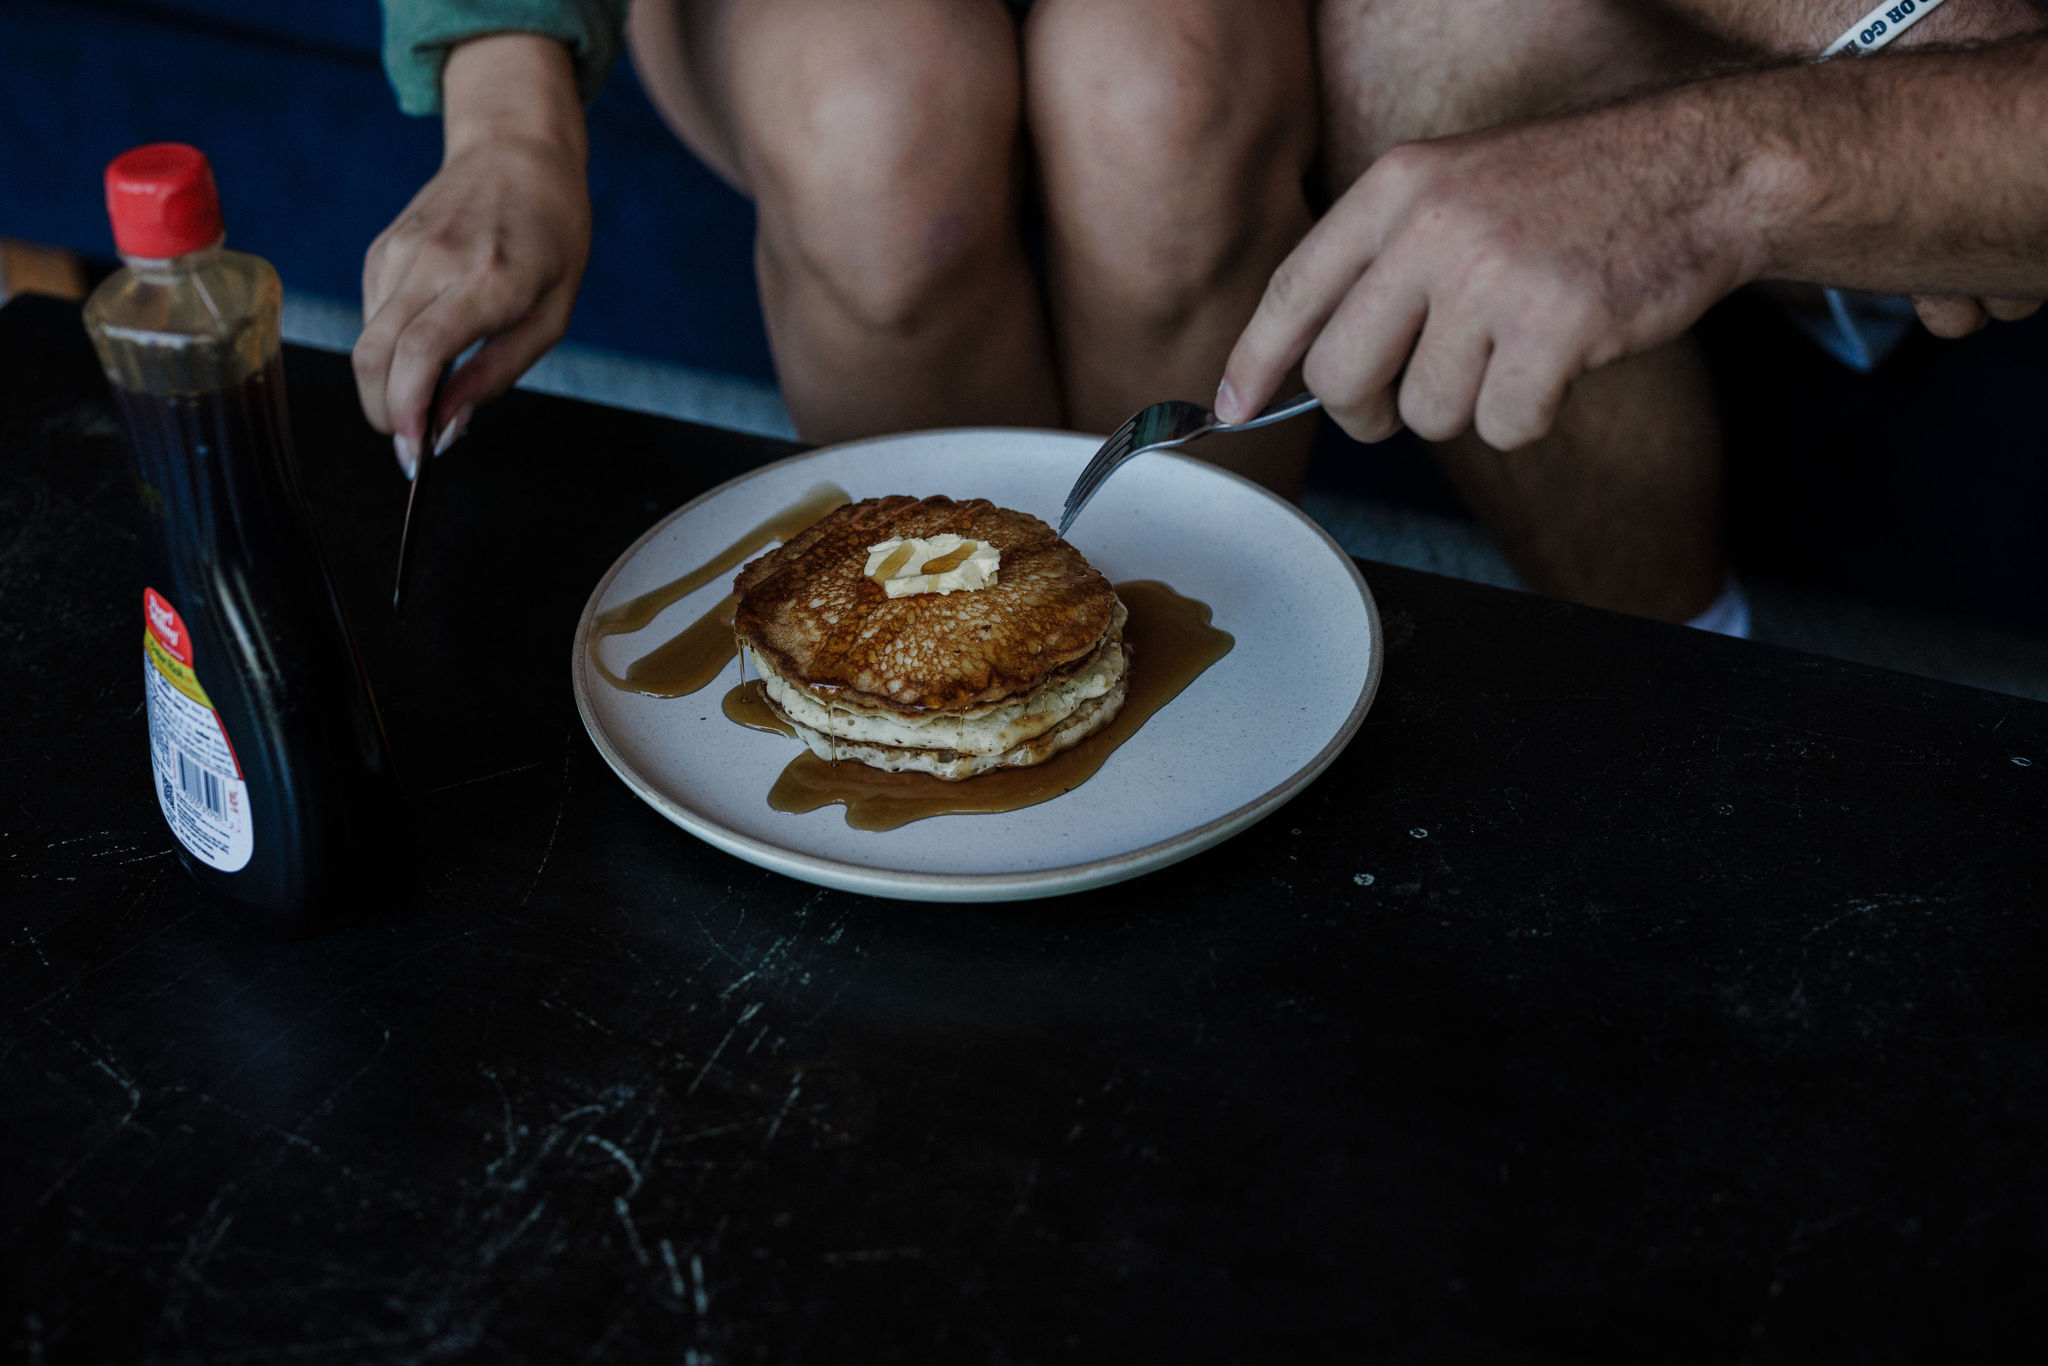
570,427 -> 1383,902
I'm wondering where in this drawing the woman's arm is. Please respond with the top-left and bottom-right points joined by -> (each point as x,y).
354,31 -> 592,474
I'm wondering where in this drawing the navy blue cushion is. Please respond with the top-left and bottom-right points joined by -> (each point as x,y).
0,0 -> 774,381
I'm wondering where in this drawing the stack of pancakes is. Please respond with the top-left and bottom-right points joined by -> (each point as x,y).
733,496 -> 1128,780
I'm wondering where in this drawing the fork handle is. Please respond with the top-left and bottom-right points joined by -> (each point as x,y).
1218,391 -> 1321,433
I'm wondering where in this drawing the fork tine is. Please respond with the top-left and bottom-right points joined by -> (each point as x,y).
1060,416 -> 1138,531
1061,392 -> 1320,536
1078,414 -> 1138,489
1061,443 -> 1126,531
1067,428 -> 1131,511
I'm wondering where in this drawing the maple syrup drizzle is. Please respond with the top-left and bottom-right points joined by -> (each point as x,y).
757,580 -> 1231,830
872,543 -> 915,582
589,483 -> 849,698
609,592 -> 740,697
722,677 -> 797,737
918,542 -> 976,574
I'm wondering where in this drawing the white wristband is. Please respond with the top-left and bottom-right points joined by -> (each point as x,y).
1823,0 -> 1951,57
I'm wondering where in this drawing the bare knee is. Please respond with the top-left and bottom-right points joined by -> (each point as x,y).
1027,0 -> 1314,322
1317,0 -> 1703,188
735,5 -> 1021,335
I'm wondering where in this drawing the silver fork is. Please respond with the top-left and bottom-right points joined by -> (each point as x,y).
1057,391 -> 1321,538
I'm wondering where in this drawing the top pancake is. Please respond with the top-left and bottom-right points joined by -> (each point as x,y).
733,496 -> 1120,714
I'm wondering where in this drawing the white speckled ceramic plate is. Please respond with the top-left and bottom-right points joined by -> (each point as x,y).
571,429 -> 1380,902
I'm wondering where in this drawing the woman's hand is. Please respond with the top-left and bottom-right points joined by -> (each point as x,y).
353,33 -> 591,476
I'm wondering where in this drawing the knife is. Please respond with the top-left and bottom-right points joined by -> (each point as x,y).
392,371 -> 450,613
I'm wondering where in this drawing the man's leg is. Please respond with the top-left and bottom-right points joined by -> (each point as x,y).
1319,0 -> 1728,621
627,0 -> 1064,442
1024,0 -> 1319,497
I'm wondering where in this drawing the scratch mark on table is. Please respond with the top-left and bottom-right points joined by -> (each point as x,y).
186,1090 -> 328,1158
763,1068 -> 805,1148
0,1034 -> 151,1234
292,1027 -> 392,1136
424,759 -> 546,795
539,995 -> 619,1040
614,1194 -> 650,1266
674,1120 -> 751,1146
800,965 -> 860,1028
210,932 -> 471,1090
518,737 -> 574,908
42,831 -> 117,850
482,1065 -> 518,1181
90,1056 -> 142,1125
480,1198 -> 549,1266
1801,892 -> 1945,941
163,1182 -> 239,1331
687,1002 -> 761,1096
660,1238 -> 687,1300
720,934 -> 795,999
585,1133 -> 643,1195
19,895 -> 187,1016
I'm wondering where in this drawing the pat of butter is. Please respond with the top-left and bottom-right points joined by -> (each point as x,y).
864,534 -> 1001,598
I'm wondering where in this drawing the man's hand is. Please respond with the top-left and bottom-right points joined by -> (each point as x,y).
353,34 -> 591,475
1218,107 -> 1755,450
1221,27 -> 2048,450
1911,293 -> 2043,338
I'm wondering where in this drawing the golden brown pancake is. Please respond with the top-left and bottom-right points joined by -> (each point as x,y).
732,496 -> 1129,779
734,496 -> 1120,714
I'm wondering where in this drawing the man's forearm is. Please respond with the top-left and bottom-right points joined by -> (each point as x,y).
1217,14 -> 2047,448
1648,0 -> 2044,56
1684,33 -> 2048,296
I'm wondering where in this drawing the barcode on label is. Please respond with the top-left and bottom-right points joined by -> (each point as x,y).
175,749 -> 226,817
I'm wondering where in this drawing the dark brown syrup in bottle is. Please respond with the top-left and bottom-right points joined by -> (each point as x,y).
116,357 -> 403,929
90,144 -> 402,933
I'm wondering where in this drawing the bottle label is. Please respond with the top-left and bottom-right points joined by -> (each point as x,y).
143,587 -> 253,873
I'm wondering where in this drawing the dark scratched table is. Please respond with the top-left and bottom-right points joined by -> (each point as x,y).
4,293 -> 2047,1363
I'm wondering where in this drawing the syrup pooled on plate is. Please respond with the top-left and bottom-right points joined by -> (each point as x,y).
722,678 -> 797,737
761,579 -> 1231,830
589,483 -> 849,698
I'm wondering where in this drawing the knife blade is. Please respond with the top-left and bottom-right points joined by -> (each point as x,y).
392,371 -> 450,613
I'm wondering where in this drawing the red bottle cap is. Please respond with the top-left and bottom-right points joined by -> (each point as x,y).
104,143 -> 224,259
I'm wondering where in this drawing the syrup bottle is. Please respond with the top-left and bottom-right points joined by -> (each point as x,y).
82,143 -> 403,934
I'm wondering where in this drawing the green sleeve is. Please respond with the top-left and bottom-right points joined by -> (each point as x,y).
381,0 -> 633,116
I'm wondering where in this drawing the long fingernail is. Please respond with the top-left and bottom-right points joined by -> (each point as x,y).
1214,377 -> 1240,423
432,404 -> 471,458
394,434 -> 419,481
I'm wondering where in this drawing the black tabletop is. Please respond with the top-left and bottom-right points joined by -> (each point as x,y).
4,292 -> 2046,1363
